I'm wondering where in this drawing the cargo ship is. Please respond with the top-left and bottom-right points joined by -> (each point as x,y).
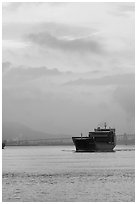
72,123 -> 116,152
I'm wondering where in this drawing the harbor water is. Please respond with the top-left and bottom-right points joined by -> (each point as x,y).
2,145 -> 135,202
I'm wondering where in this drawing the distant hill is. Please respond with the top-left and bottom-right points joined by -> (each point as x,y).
2,122 -> 72,141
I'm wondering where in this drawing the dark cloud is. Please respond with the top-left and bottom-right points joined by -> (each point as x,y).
64,73 -> 134,86
2,62 -> 63,84
37,22 -> 94,38
7,66 -> 61,77
3,21 -> 95,42
27,32 -> 104,54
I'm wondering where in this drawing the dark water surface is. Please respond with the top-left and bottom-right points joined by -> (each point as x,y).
2,145 -> 135,202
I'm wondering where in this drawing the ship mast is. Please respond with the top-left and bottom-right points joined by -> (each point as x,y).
104,122 -> 107,129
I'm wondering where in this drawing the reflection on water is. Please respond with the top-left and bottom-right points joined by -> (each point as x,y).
2,145 -> 135,202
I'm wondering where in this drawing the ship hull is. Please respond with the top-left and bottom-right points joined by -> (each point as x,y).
72,137 -> 116,152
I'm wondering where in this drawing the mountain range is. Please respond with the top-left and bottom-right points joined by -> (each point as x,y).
2,122 -> 71,141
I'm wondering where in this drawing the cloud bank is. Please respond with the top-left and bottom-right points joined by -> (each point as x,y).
27,32 -> 104,54
64,73 -> 134,86
2,3 -> 135,134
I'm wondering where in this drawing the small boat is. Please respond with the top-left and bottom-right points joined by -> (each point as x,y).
72,123 -> 116,152
2,142 -> 6,149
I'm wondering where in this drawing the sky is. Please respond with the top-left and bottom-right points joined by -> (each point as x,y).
2,2 -> 135,135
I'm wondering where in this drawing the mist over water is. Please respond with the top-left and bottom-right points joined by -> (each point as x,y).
2,145 -> 135,202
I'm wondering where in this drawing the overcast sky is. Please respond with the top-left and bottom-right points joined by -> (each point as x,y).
2,2 -> 135,135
